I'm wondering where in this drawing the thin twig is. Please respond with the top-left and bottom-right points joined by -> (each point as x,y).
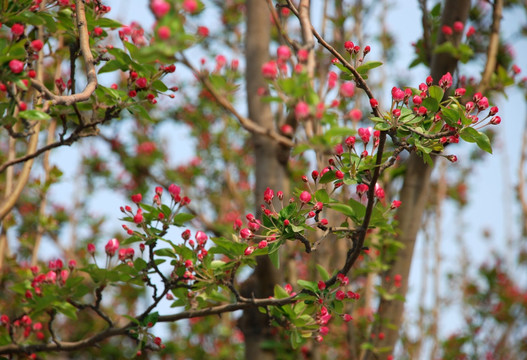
178,54 -> 295,148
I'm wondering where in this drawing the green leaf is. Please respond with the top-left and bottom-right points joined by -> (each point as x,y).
154,248 -> 176,258
316,264 -> 330,281
328,203 -> 355,217
98,60 -> 127,74
333,62 -> 352,75
279,203 -> 297,219
374,122 -> 391,131
152,80 -> 168,92
55,302 -> 77,320
269,247 -> 280,269
441,107 -> 460,127
173,212 -> 195,226
319,170 -> 337,184
18,110 -> 51,121
460,127 -> 492,153
95,18 -> 123,29
428,85 -> 444,102
422,97 -> 439,113
314,189 -> 330,203
356,61 -> 383,74
297,279 -> 318,293
274,285 -> 289,299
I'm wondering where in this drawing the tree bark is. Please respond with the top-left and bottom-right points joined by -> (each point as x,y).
238,1 -> 288,359
363,1 -> 471,359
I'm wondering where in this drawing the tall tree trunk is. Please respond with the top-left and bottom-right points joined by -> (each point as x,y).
238,1 -> 289,359
363,1 -> 471,359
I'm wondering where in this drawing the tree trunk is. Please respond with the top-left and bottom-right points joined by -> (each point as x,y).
364,1 -> 471,359
238,1 -> 289,359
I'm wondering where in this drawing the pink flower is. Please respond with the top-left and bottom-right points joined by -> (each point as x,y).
334,143 -> 344,156
87,243 -> 96,255
358,127 -> 371,143
356,184 -> 368,197
264,187 -> 274,203
441,25 -> 453,36
299,191 -> 312,203
30,40 -> 44,52
391,200 -> 402,209
244,246 -> 254,256
133,209 -> 143,224
131,193 -> 142,203
489,106 -> 498,116
105,238 -> 120,257
151,0 -> 170,17
349,109 -> 362,122
345,136 -> 356,148
67,260 -> 77,270
339,82 -> 355,97
182,0 -> 198,13
168,184 -> 181,198
197,26 -> 209,37
240,228 -> 252,239
439,72 -> 453,89
136,77 -> 148,88
318,280 -> 326,290
9,60 -> 24,74
374,185 -> 385,200
277,45 -> 291,60
157,26 -> 170,39
453,21 -> 464,33
327,71 -> 338,89
297,49 -> 308,62
391,87 -> 405,102
195,231 -> 208,246
490,116 -> 501,125
454,87 -> 466,97
261,61 -> 277,79
477,97 -> 489,111
11,23 -> 24,37
295,101 -> 310,120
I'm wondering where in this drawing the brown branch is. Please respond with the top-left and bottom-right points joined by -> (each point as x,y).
0,294 -> 297,356
477,0 -> 503,93
30,0 -> 98,106
178,55 -> 295,148
0,120 -> 104,174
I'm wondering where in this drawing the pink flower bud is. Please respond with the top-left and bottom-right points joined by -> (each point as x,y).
489,106 -> 498,116
195,231 -> 208,246
240,228 -> 252,239
391,87 -> 405,102
299,191 -> 312,203
369,98 -> 378,108
9,59 -> 24,74
87,243 -> 96,255
105,238 -> 120,257
339,82 -> 355,98
490,116 -> 501,125
466,26 -> 475,37
11,23 -> 24,37
441,25 -> 453,36
344,41 -> 354,53
318,280 -> 326,290
295,101 -> 310,120
261,61 -> 277,79
136,77 -> 148,88
392,108 -> 401,118
453,21 -> 464,33
335,170 -> 344,179
131,193 -> 142,203
244,246 -> 254,256
258,240 -> 268,249
277,45 -> 291,60
412,95 -> 422,105
151,0 -> 170,17
391,200 -> 402,209
454,87 -> 466,97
